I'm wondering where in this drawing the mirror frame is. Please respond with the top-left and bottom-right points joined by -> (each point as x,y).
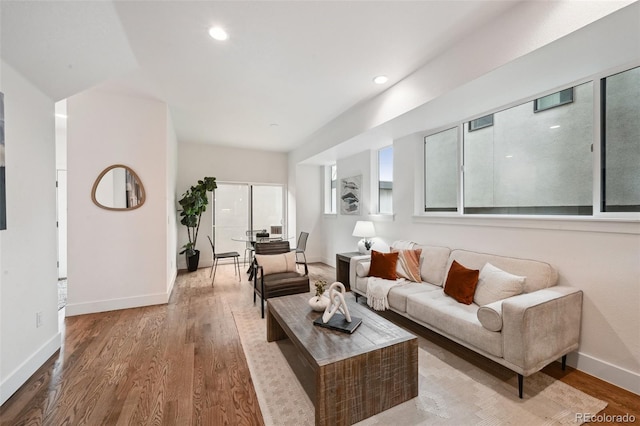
91,164 -> 146,211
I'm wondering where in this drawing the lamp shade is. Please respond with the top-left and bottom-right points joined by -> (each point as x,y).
352,221 -> 375,238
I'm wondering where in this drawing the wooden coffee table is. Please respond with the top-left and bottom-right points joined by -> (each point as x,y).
267,293 -> 418,426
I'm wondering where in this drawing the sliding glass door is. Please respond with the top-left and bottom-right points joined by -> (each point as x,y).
213,183 -> 285,258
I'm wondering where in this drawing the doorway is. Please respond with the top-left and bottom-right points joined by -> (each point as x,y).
213,183 -> 285,260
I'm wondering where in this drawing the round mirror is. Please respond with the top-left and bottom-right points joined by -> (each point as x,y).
91,165 -> 145,211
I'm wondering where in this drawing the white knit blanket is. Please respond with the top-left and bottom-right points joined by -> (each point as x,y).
366,276 -> 404,311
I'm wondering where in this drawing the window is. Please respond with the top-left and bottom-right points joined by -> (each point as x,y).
378,146 -> 393,214
464,81 -> 593,215
330,164 -> 337,213
424,127 -> 458,212
534,88 -> 574,112
602,66 -> 640,212
468,114 -> 494,132
324,164 -> 337,214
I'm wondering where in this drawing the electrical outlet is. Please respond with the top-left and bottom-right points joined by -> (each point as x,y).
36,312 -> 43,328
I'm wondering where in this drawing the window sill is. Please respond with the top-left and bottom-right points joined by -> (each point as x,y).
368,214 -> 395,222
412,214 -> 640,235
323,213 -> 337,219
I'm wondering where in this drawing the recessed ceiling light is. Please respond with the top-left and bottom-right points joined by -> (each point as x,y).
550,125 -> 561,129
373,75 -> 388,85
505,155 -> 514,158
209,26 -> 228,41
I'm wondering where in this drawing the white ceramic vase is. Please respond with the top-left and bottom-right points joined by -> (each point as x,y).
309,295 -> 329,312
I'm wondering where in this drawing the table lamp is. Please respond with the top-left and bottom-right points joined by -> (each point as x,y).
352,220 -> 375,254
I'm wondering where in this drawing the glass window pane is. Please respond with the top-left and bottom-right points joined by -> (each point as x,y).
603,66 -> 640,212
464,81 -> 593,215
253,185 -> 284,232
378,146 -> 393,214
424,127 -> 458,212
214,183 -> 249,255
534,88 -> 574,112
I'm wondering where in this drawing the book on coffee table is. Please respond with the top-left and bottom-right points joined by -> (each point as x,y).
313,313 -> 362,334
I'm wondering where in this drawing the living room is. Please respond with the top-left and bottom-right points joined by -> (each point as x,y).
1,0 -> 638,423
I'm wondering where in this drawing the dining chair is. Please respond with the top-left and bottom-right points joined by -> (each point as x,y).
208,236 -> 241,285
292,231 -> 309,275
243,229 -> 260,265
252,241 -> 310,318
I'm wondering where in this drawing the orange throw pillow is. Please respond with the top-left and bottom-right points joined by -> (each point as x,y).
369,250 -> 399,280
444,260 -> 480,305
391,248 -> 422,282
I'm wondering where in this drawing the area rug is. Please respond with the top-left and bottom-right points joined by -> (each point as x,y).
232,308 -> 606,425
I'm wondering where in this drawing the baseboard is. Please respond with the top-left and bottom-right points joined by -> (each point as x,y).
568,351 -> 640,395
0,332 -> 61,405
167,268 -> 177,297
65,291 -> 171,317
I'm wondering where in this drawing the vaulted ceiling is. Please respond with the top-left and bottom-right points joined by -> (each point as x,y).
1,1 -> 524,152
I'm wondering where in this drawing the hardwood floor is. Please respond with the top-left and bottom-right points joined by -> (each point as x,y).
1,262 -> 638,425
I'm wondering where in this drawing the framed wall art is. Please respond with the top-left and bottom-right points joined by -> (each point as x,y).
340,175 -> 361,215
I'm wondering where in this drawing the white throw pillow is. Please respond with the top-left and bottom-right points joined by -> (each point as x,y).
356,261 -> 371,277
255,251 -> 297,275
477,300 -> 504,332
474,262 -> 525,306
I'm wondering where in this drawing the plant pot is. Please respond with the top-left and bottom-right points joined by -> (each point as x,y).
186,250 -> 200,272
309,295 -> 330,312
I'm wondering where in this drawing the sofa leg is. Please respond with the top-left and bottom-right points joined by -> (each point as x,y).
561,355 -> 567,371
354,293 -> 359,302
261,297 -> 265,318
518,374 -> 524,399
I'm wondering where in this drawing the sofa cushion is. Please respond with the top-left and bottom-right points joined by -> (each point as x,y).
388,282 -> 440,313
392,248 -> 422,282
356,261 -> 370,277
406,291 -> 503,358
369,250 -> 398,280
477,300 -> 504,332
443,260 -> 480,305
255,251 -> 297,275
447,249 -> 557,293
474,262 -> 525,306
414,245 -> 451,287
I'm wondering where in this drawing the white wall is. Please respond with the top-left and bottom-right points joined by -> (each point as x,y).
293,4 -> 640,394
166,112 -> 178,292
65,89 -> 171,316
0,61 -> 60,404
177,142 -> 288,269
294,164 -> 323,263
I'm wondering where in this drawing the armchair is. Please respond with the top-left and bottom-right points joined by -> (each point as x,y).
252,241 -> 310,318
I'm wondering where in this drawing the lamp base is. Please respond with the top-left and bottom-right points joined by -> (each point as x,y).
357,240 -> 373,255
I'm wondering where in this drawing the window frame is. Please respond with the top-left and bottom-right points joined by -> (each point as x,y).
377,146 -> 393,215
418,62 -> 640,221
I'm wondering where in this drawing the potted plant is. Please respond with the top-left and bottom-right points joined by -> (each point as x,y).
308,279 -> 329,311
178,176 -> 217,271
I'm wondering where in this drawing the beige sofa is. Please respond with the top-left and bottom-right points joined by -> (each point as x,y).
349,242 -> 583,398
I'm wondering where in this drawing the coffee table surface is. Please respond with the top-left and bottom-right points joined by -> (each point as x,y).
267,292 -> 416,366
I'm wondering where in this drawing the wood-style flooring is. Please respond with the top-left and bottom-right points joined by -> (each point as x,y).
1,262 -> 638,425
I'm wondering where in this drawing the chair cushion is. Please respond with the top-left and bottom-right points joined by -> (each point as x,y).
255,251 -> 297,275
261,272 -> 309,298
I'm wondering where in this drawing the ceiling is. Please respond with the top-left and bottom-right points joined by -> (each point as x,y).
1,1 -> 524,152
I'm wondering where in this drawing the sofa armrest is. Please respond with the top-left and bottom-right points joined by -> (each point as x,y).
502,287 -> 583,376
349,255 -> 371,290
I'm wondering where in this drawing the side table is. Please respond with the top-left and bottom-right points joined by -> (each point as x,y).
335,251 -> 362,291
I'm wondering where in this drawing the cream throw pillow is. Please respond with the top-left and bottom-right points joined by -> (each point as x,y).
255,251 -> 297,275
474,262 -> 525,306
